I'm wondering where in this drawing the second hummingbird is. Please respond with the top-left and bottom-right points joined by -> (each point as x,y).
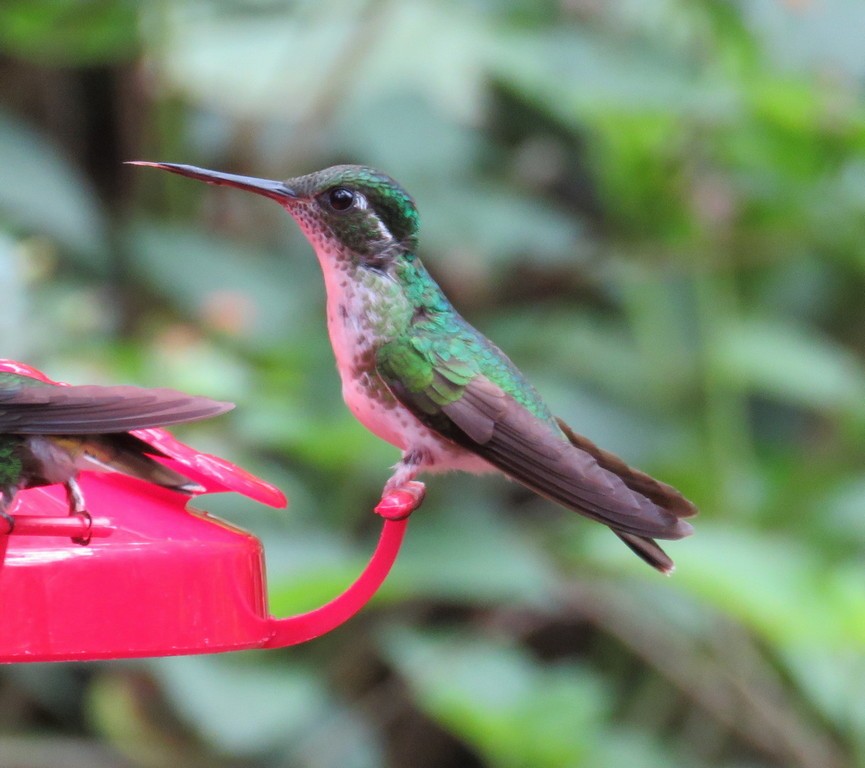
133,161 -> 697,573
0,369 -> 233,539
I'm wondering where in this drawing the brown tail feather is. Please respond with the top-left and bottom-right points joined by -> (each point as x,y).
555,418 -> 697,521
556,417 -> 696,573
615,532 -> 675,574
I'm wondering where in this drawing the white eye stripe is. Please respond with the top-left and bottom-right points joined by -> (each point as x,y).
349,192 -> 395,242
371,209 -> 394,241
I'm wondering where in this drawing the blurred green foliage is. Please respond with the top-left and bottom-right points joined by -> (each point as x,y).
1,1 -> 865,766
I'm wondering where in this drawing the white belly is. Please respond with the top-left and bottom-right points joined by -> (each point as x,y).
323,278 -> 417,448
342,372 -> 425,450
338,367 -> 493,475
323,270 -> 493,475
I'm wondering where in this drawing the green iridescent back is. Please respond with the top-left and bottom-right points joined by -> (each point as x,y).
383,256 -> 559,427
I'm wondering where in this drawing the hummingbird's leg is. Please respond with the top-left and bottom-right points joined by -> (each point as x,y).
64,478 -> 86,515
375,450 -> 427,520
64,478 -> 92,545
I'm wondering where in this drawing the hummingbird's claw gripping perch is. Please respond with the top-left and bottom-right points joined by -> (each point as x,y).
375,481 -> 426,520
70,510 -> 93,546
65,479 -> 92,544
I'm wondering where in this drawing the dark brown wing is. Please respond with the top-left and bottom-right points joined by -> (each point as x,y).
383,371 -> 694,547
0,383 -> 233,434
439,377 -> 693,539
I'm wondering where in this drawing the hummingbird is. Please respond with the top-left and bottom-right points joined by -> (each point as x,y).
132,161 -> 696,573
0,370 -> 233,540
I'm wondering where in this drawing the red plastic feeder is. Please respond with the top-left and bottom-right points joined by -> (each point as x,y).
0,361 -> 408,662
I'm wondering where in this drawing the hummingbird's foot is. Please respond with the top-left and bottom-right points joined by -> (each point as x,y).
64,479 -> 92,544
71,510 -> 93,546
375,481 -> 426,520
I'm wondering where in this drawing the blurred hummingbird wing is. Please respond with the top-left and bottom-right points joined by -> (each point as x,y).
0,372 -> 37,390
377,338 -> 693,542
0,383 -> 233,434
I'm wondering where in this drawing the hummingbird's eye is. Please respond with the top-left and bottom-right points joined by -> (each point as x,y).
327,187 -> 356,211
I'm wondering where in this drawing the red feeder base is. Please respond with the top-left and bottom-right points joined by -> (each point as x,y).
0,478 -> 407,662
0,359 -> 408,662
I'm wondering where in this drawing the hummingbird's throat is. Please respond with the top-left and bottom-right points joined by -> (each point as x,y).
286,199 -> 417,423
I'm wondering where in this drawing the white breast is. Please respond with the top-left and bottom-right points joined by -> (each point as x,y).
314,242 -> 493,475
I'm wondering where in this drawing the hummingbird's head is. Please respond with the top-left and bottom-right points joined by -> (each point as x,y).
283,165 -> 419,263
129,161 -> 420,269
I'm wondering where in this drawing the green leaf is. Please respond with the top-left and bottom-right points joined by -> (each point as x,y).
421,182 -> 586,267
382,627 -> 608,768
0,233 -> 29,358
782,648 -> 865,741
714,316 -> 865,415
740,0 -> 865,78
379,479 -> 559,606
153,0 -> 497,122
0,110 -> 108,266
126,221 -> 321,347
581,522 -> 865,649
149,654 -> 381,765
267,525 -> 374,615
495,27 -> 737,122
0,0 -> 139,64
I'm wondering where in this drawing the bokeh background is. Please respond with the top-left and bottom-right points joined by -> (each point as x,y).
2,1 -> 865,766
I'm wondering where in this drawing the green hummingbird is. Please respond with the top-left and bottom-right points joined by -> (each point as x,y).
0,370 -> 233,537
132,161 -> 696,573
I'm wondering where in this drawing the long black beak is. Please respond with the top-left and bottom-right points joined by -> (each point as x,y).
127,161 -> 297,201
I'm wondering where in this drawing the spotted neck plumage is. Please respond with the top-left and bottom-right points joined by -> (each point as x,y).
323,249 -> 410,378
289,202 -> 444,376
